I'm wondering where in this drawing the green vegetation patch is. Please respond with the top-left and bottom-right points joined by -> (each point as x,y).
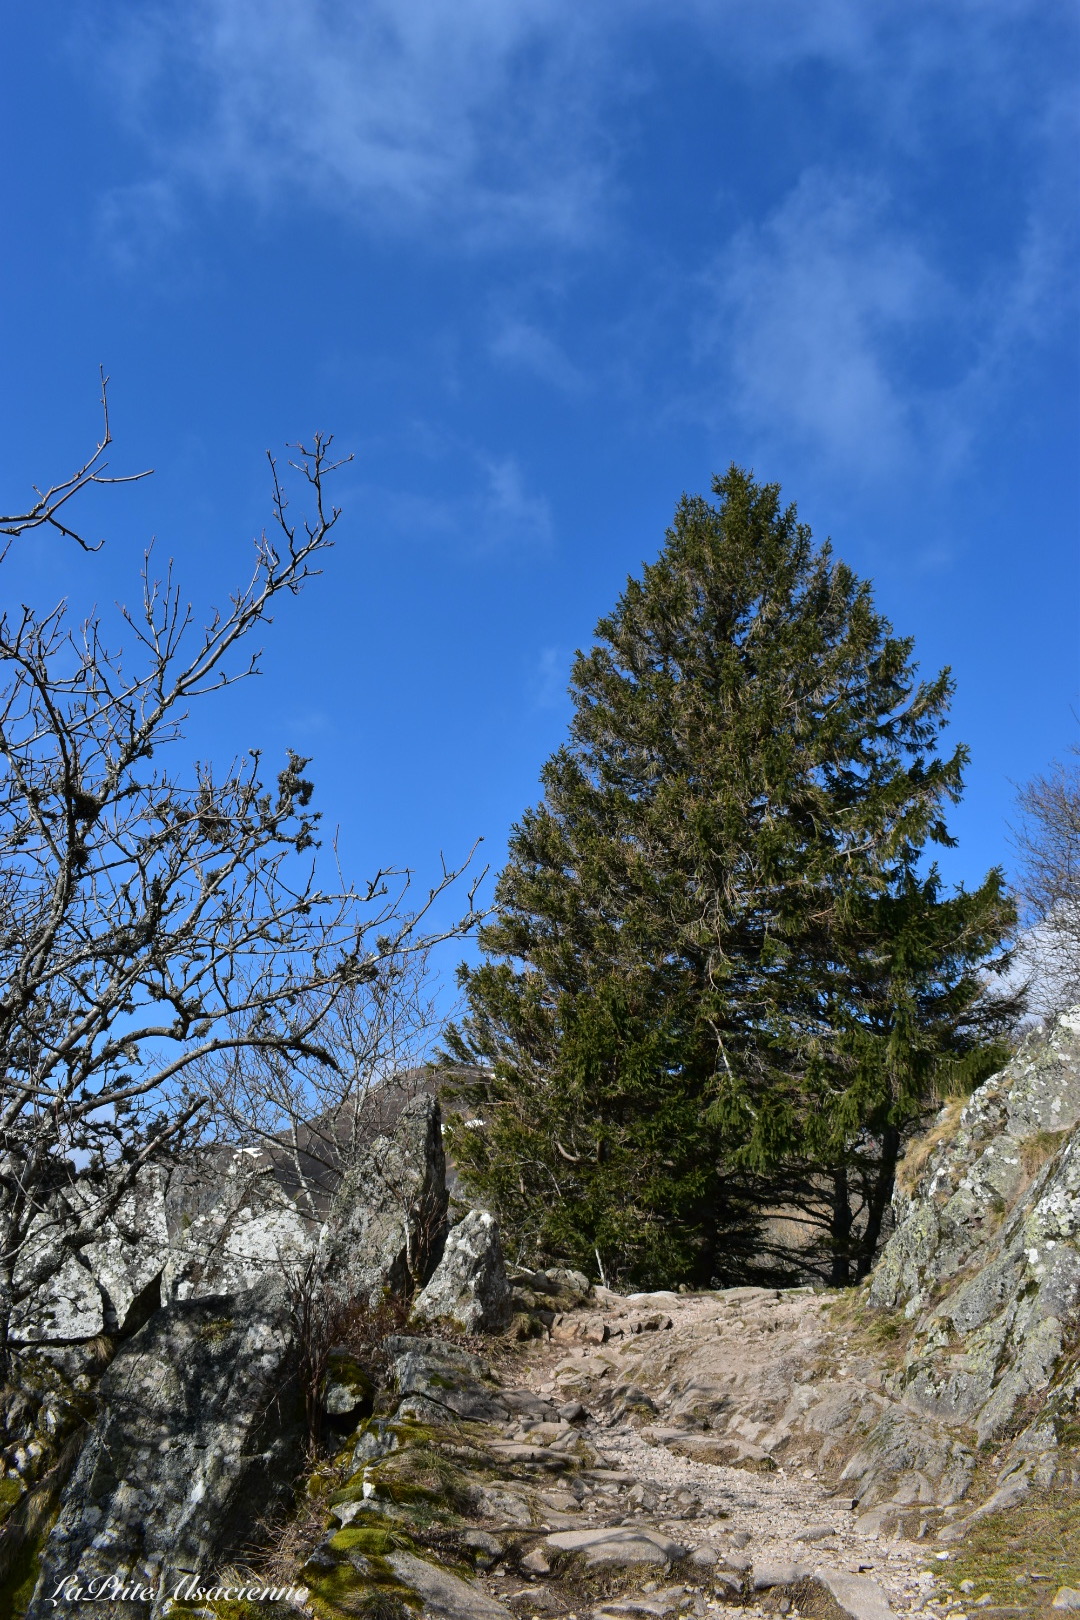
942,1484 -> 1080,1606
329,1528 -> 408,1559
0,1480 -> 24,1529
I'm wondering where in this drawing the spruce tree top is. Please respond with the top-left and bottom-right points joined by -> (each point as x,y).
447,467 -> 1014,1285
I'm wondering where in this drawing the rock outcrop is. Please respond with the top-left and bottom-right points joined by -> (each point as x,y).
412,1209 -> 513,1334
11,1168 -> 171,1343
321,1093 -> 449,1305
25,1278 -> 301,1620
869,1007 -> 1080,1495
18,1097 -> 453,1618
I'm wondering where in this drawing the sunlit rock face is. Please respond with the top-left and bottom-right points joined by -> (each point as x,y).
870,1006 -> 1080,1472
411,1207 -> 513,1334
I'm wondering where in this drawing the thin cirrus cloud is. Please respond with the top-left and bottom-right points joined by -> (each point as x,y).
88,0 -> 1069,239
489,319 -> 586,394
701,165 -> 1071,478
353,446 -> 554,556
704,173 -> 945,476
92,0 -> 613,247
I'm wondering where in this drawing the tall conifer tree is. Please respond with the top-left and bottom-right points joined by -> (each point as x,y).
445,470 -> 1016,1286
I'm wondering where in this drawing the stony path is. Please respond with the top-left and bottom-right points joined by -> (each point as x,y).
496,1285 -> 973,1620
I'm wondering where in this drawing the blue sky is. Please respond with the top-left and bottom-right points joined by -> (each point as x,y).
2,1 -> 1078,983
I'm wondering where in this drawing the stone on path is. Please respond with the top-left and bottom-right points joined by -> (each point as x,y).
809,1570 -> 898,1620
388,1551 -> 514,1620
545,1526 -> 686,1568
412,1208 -> 513,1333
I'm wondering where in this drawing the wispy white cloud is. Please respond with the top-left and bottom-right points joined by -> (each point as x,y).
92,0 -> 611,247
86,0 -> 1073,260
489,318 -> 585,393
352,440 -> 553,556
704,172 -> 942,474
701,154 -> 1074,476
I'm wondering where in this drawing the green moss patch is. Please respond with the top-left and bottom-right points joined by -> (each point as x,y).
942,1484 -> 1080,1606
0,1481 -> 24,1529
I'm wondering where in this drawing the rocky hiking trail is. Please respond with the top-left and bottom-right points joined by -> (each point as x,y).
7,1013 -> 1080,1620
283,1278 -> 1050,1620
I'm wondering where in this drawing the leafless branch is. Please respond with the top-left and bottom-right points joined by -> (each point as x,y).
0,371 -> 151,555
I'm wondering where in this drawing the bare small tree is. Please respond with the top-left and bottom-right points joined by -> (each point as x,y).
1013,747 -> 1080,1019
200,943 -> 451,1218
0,392 -> 482,1370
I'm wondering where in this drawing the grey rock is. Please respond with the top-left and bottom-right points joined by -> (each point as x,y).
795,1523 -> 837,1542
809,1570 -> 897,1620
688,1545 -> 719,1567
12,1167 -> 172,1342
26,1278 -> 300,1620
165,1168 -> 314,1301
462,1530 -> 507,1557
603,1602 -> 680,1618
752,1562 -> 811,1590
389,1550 -> 514,1620
713,1572 -> 743,1595
389,1335 -> 509,1423
545,1527 -> 686,1568
839,1405 -> 976,1509
322,1094 -> 448,1305
1052,1589 -> 1080,1610
412,1209 -> 513,1334
864,1008 -> 1080,1500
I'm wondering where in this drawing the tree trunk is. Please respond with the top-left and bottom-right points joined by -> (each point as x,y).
829,1165 -> 852,1287
856,1124 -> 901,1279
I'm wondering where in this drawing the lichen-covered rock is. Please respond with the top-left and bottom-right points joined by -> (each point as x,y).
868,1006 -> 1080,1490
388,1334 -> 509,1424
12,1167 -> 171,1343
411,1209 -> 512,1333
25,1277 -> 301,1620
322,1094 -> 449,1306
164,1165 -> 315,1302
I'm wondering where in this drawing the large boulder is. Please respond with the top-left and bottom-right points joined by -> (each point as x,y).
868,1007 -> 1080,1499
11,1167 -> 172,1343
411,1209 -> 512,1333
321,1093 -> 449,1305
26,1278 -> 301,1620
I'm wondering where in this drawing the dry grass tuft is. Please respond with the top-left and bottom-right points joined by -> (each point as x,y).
1019,1129 -> 1071,1177
896,1098 -> 966,1195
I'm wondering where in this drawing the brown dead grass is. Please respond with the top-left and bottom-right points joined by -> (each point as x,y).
895,1098 -> 966,1195
1019,1129 -> 1071,1177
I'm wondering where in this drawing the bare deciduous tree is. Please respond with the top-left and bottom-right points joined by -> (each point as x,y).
0,399 -> 482,1369
200,944 -> 450,1218
1013,747 -> 1080,1019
